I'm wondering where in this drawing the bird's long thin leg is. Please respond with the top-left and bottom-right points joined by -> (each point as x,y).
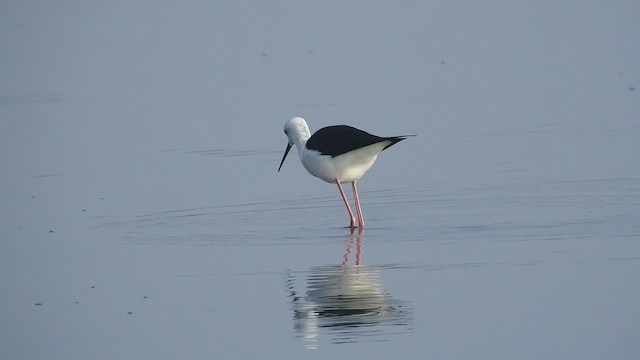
336,180 -> 356,228
352,181 -> 365,229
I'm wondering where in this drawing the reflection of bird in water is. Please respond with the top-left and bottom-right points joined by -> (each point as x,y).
285,230 -> 413,348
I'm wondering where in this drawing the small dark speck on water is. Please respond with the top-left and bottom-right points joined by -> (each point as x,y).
143,296 -> 148,299
629,86 -> 635,92
75,301 -> 80,304
91,286 -> 95,289
35,303 -> 42,306
82,209 -> 86,212
127,312 -> 133,315
440,60 -> 446,65
49,230 -> 54,233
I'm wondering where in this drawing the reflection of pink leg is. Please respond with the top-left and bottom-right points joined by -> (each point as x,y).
352,181 -> 365,229
342,229 -> 355,266
355,231 -> 363,265
336,180 -> 356,228
343,228 -> 363,266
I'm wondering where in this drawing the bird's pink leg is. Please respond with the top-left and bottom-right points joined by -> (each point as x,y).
352,181 -> 365,229
335,180 -> 356,228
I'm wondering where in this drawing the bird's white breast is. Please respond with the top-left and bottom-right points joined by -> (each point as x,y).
301,141 -> 390,183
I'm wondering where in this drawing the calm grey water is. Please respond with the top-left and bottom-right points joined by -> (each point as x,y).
2,1 -> 639,359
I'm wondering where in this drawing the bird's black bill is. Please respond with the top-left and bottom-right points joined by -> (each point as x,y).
277,143 -> 292,172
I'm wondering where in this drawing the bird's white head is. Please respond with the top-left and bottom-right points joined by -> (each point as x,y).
283,117 -> 311,145
278,117 -> 311,172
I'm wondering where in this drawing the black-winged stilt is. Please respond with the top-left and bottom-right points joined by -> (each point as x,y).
278,116 -> 413,229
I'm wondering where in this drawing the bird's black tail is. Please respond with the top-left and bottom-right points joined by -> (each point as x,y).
382,134 -> 416,150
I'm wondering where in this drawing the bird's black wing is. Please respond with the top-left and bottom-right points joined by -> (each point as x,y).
306,125 -> 407,157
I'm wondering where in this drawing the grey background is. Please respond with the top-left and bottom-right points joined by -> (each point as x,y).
1,1 -> 639,359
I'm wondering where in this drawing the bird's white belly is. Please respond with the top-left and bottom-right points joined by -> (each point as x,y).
301,142 -> 388,183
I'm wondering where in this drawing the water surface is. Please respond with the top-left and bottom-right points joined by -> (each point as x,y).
1,1 -> 639,359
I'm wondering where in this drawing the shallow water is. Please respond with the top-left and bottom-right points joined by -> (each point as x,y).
3,167 -> 638,358
2,1 -> 640,359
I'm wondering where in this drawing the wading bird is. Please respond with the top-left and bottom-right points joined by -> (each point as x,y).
278,117 -> 412,229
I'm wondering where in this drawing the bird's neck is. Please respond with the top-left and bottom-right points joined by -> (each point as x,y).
294,138 -> 308,155
291,130 -> 310,152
